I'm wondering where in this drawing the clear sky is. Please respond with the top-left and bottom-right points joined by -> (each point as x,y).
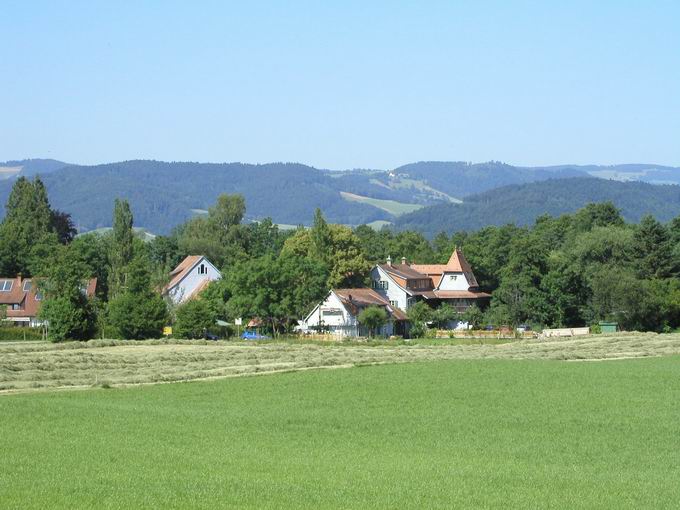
1,1 -> 679,169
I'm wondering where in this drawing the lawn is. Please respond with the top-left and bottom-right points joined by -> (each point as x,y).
1,357 -> 679,508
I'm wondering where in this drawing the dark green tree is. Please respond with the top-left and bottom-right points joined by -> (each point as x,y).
635,215 -> 673,279
108,199 -> 134,299
358,306 -> 389,337
431,303 -> 457,329
407,301 -> 432,338
38,245 -> 96,341
174,299 -> 216,339
0,176 -> 59,276
107,254 -> 168,339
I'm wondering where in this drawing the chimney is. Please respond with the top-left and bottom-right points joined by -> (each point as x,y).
401,257 -> 407,266
386,255 -> 392,267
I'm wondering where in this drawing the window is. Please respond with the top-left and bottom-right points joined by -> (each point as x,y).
449,275 -> 457,281
376,280 -> 388,290
0,280 -> 13,292
198,264 -> 207,275
35,292 -> 43,301
390,300 -> 399,307
322,309 -> 342,316
23,280 -> 32,291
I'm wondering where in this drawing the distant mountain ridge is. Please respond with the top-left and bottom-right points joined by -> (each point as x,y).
0,158 -> 679,234
394,177 -> 680,237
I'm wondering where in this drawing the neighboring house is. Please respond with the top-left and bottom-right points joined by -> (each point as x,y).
300,288 -> 407,337
370,248 -> 490,329
0,276 -> 97,327
163,256 -> 221,304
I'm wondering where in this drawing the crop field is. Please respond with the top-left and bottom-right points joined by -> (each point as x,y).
2,332 -> 680,392
339,191 -> 424,216
1,351 -> 679,508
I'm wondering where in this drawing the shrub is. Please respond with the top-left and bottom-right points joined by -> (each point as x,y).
357,306 -> 388,337
108,293 -> 167,340
0,327 -> 43,341
174,299 -> 216,339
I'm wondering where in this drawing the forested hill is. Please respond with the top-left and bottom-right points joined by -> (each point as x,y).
394,177 -> 680,237
1,159 -> 680,234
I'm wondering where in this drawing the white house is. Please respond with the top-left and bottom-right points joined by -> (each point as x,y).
163,255 -> 221,305
300,288 -> 407,337
370,248 -> 490,329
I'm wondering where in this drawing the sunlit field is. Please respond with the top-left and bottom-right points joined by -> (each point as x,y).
1,356 -> 679,508
1,332 -> 679,392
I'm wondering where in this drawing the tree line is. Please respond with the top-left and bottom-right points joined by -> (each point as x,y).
2,176 -> 680,340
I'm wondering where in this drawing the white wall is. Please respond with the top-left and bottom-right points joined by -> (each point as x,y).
370,267 -> 410,311
436,272 -> 470,291
168,258 -> 222,304
302,291 -> 395,337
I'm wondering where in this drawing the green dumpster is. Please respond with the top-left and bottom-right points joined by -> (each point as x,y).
599,322 -> 618,333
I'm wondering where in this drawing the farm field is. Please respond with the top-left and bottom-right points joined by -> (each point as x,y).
1,356 -> 679,508
339,191 -> 424,216
2,332 -> 680,392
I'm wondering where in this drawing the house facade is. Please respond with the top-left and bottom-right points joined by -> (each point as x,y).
163,256 -> 221,305
370,248 -> 490,329
0,276 -> 97,327
300,288 -> 407,337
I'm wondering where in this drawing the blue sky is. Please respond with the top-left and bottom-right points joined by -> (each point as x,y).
1,1 -> 679,169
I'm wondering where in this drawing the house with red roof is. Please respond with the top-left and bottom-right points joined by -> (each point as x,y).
162,255 -> 221,305
300,288 -> 407,337
370,248 -> 490,328
0,276 -> 97,327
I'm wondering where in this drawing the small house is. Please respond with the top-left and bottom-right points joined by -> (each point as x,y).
163,255 -> 221,305
300,288 -> 407,337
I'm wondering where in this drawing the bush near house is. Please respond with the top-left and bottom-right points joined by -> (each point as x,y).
174,299 -> 216,339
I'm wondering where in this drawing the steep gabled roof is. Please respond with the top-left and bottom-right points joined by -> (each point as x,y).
3,277 -> 97,319
411,248 -> 479,288
164,255 -> 203,293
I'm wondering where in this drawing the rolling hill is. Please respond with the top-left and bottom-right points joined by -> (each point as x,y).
1,159 -> 680,234
394,177 -> 680,237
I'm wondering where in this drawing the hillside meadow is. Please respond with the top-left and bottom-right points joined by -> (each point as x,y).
1,354 -> 679,508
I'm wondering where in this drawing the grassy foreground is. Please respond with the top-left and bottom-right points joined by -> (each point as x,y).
1,357 -> 679,508
2,332 -> 680,392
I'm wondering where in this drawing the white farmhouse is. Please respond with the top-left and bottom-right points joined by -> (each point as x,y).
370,248 -> 490,329
300,288 -> 407,337
163,255 -> 221,305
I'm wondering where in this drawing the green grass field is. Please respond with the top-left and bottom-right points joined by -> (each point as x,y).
1,357 -> 679,508
339,191 -> 424,216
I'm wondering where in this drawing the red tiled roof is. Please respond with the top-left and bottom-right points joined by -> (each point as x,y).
2,276 -> 97,319
0,277 -> 25,305
334,288 -> 407,321
410,249 -> 479,288
163,255 -> 203,293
